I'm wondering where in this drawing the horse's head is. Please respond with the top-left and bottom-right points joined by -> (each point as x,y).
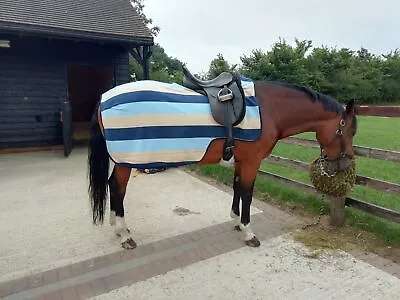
316,99 -> 357,174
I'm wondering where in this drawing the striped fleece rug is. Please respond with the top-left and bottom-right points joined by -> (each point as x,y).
99,78 -> 262,169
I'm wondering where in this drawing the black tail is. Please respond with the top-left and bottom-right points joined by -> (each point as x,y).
87,108 -> 109,225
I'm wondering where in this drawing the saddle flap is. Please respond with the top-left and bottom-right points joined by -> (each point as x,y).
205,83 -> 246,127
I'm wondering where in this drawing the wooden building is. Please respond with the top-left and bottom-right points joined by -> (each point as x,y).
0,0 -> 153,154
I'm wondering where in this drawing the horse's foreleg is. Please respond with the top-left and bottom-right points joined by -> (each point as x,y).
239,162 -> 261,247
240,183 -> 260,247
231,161 -> 241,231
109,165 -> 136,249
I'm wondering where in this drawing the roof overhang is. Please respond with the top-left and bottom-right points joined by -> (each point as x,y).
0,21 -> 154,47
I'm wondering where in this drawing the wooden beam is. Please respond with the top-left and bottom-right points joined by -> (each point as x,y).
221,160 -> 321,197
130,45 -> 152,80
266,155 -> 309,171
219,160 -> 400,225
144,45 -> 153,59
130,49 -> 143,65
356,105 -> 400,117
330,197 -> 346,226
142,45 -> 151,80
356,175 -> 400,195
266,155 -> 400,195
353,145 -> 400,162
345,198 -> 400,223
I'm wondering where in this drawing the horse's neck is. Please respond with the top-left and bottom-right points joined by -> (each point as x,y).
270,91 -> 335,139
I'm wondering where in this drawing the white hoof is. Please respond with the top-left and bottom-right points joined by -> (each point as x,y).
230,210 -> 240,229
239,223 -> 256,241
114,217 -> 134,248
230,210 -> 238,219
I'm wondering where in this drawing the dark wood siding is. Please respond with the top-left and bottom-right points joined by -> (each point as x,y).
0,34 -> 129,148
114,51 -> 130,85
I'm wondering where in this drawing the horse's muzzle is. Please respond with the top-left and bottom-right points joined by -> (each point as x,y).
325,156 -> 353,174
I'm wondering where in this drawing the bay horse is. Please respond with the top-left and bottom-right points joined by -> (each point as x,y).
87,74 -> 357,250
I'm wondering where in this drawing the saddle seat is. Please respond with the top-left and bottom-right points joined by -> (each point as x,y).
182,69 -> 234,89
182,66 -> 246,161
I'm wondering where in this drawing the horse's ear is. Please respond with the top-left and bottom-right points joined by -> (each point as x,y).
345,99 -> 356,115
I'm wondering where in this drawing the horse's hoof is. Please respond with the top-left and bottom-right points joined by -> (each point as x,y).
245,236 -> 261,248
234,225 -> 241,231
116,228 -> 131,237
121,238 -> 137,250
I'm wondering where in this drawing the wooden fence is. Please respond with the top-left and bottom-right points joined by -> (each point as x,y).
222,105 -> 400,226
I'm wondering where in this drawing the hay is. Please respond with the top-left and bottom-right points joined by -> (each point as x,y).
309,157 -> 356,197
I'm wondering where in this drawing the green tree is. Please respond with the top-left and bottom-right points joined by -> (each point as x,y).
237,38 -> 400,104
239,49 -> 270,80
130,0 -> 160,36
128,1 -> 185,83
240,38 -> 312,84
129,44 -> 185,83
207,53 -> 233,79
381,50 -> 400,104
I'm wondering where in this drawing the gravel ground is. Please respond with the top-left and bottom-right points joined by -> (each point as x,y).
92,234 -> 400,300
0,148 -> 260,282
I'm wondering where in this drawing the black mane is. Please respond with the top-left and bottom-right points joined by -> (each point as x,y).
264,80 -> 344,114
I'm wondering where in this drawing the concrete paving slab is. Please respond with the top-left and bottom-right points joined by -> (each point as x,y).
0,149 -> 260,282
91,234 -> 400,300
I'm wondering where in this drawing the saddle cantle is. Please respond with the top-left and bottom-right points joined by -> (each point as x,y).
182,65 -> 246,161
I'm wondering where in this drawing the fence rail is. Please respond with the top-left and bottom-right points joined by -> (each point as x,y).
223,106 -> 400,226
356,105 -> 400,117
267,155 -> 400,195
282,137 -> 400,162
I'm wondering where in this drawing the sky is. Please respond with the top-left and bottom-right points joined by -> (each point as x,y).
143,0 -> 399,74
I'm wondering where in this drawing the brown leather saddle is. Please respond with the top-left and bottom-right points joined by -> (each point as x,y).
181,66 -> 246,161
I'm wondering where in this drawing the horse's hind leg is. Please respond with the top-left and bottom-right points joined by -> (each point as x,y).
109,168 -> 116,226
231,161 -> 241,231
109,164 -> 136,249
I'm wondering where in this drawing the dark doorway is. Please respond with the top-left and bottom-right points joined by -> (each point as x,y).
67,64 -> 115,143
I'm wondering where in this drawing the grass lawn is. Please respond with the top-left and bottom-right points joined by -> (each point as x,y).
189,115 -> 400,246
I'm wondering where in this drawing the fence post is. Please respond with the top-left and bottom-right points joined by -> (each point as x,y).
330,197 -> 346,226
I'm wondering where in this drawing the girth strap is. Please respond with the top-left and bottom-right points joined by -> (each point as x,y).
181,66 -> 246,162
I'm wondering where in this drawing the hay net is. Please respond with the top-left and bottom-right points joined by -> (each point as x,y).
309,156 -> 356,197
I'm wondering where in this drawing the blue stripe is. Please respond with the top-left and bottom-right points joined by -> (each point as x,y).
106,137 -> 213,153
118,161 -> 197,170
240,76 -> 253,82
104,125 -> 261,141
102,102 -> 212,117
101,101 -> 260,118
246,96 -> 259,106
101,91 -> 209,111
245,105 -> 260,118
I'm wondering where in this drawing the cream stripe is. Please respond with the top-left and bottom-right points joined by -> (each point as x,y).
110,150 -> 207,164
102,81 -> 202,102
102,114 -> 261,129
236,116 -> 261,129
102,114 -> 218,128
243,87 -> 255,97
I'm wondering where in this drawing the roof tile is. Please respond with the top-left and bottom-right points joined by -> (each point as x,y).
0,0 -> 153,41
